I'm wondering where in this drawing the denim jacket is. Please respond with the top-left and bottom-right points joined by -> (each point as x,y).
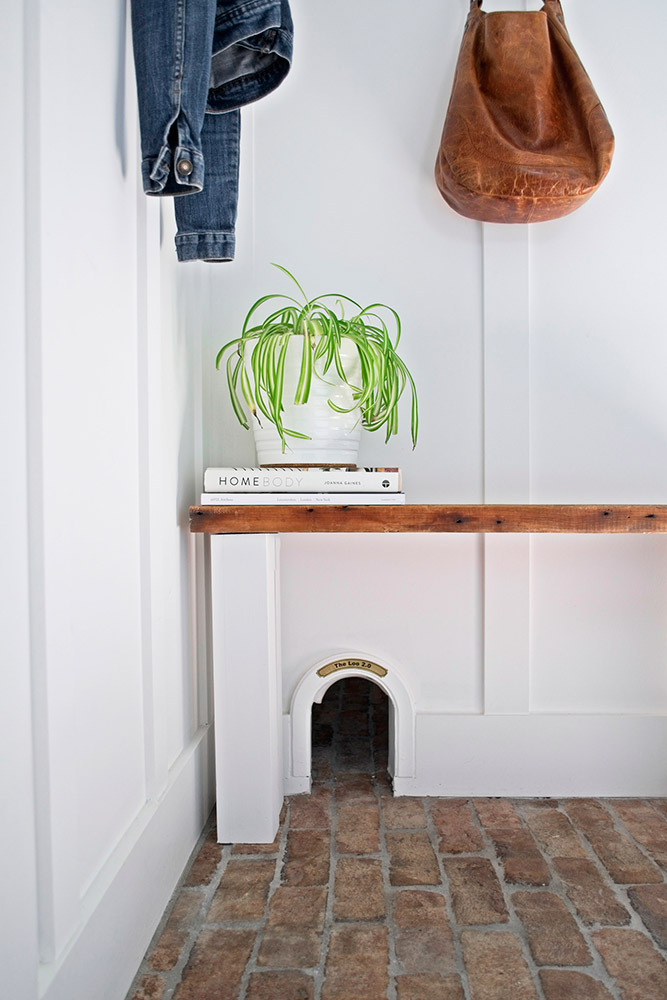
130,0 -> 293,261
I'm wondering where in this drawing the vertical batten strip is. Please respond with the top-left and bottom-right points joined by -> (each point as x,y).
135,139 -> 161,803
482,224 -> 532,714
482,225 -> 531,501
23,0 -> 68,966
2,0 -> 41,991
190,268 -> 211,731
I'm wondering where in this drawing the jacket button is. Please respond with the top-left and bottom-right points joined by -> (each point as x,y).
176,159 -> 193,176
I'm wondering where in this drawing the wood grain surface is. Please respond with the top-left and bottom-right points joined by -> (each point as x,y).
189,505 -> 667,534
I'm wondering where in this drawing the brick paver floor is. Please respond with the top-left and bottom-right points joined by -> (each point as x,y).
127,678 -> 667,1000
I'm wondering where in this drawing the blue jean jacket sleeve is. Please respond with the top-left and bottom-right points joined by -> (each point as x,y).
130,0 -> 293,262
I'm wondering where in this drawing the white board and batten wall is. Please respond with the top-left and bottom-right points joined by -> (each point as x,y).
3,2 -> 213,999
203,0 -> 667,799
3,0 -> 667,999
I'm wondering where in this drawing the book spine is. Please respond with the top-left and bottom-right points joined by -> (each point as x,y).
199,493 -> 406,506
203,468 -> 402,492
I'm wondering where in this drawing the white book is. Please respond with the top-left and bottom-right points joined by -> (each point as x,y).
203,466 -> 402,493
199,492 -> 406,506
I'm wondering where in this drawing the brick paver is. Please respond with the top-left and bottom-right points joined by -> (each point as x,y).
333,857 -> 385,921
386,831 -> 441,886
182,828 -> 222,885
487,827 -> 551,886
476,801 -> 551,885
431,799 -> 484,854
592,927 -> 667,1000
474,799 -> 523,830
512,890 -> 591,966
256,928 -> 322,969
257,886 -> 327,968
392,890 -> 456,973
321,924 -> 389,1000
333,771 -> 375,800
538,970 -> 614,999
265,886 -> 328,929
444,857 -> 509,925
245,971 -> 314,1000
129,975 -> 166,1000
627,883 -> 667,948
172,928 -> 255,1000
565,799 -> 663,883
126,678 -> 667,1000
462,929 -> 538,1000
382,796 -> 427,830
335,797 -> 380,854
395,973 -> 465,999
207,859 -> 275,923
553,856 -> 630,926
613,800 -> 667,868
521,803 -> 588,859
147,890 -> 202,970
282,829 -> 331,886
290,787 -> 332,830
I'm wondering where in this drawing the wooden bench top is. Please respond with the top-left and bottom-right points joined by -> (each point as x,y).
189,504 -> 667,534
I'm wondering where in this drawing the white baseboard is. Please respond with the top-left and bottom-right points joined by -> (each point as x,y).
284,776 -> 310,795
406,713 -> 667,798
283,712 -> 667,799
41,725 -> 215,1000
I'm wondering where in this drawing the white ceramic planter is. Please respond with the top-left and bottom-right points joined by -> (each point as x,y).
252,337 -> 362,467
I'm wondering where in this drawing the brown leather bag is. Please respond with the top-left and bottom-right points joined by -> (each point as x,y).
435,0 -> 614,223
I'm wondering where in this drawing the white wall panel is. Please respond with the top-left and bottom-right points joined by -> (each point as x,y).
4,1 -> 214,996
280,534 -> 483,714
526,2 -> 667,725
530,2 -> 667,502
530,535 -> 667,714
207,0 -> 485,503
38,0 -> 146,908
206,0 -> 667,800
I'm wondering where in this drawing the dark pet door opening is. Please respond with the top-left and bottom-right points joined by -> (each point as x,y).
311,676 -> 389,781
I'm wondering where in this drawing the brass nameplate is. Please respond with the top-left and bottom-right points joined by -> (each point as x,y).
316,658 -> 388,679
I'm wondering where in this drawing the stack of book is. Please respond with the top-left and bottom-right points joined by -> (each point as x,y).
200,467 -> 405,505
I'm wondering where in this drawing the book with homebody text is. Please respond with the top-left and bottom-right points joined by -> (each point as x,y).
203,467 -> 402,493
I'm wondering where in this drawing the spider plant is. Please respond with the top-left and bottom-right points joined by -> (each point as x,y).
215,265 -> 419,452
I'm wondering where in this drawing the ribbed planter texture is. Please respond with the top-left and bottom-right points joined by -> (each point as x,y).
252,337 -> 361,467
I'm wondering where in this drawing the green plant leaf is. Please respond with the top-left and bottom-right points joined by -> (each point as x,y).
294,326 -> 313,404
215,266 -> 419,448
270,263 -> 309,303
282,428 -> 312,440
240,360 -> 258,420
225,353 -> 250,429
